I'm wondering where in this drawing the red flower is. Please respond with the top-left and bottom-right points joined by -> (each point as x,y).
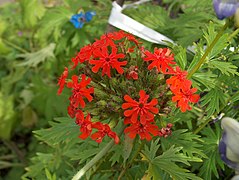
95,33 -> 117,47
89,45 -> 127,78
122,90 -> 159,124
171,83 -> 200,112
75,112 -> 93,140
71,44 -> 94,69
91,122 -> 119,144
166,66 -> 191,90
67,104 -> 78,118
67,74 -> 94,108
124,118 -> 159,141
57,67 -> 68,95
143,48 -> 175,73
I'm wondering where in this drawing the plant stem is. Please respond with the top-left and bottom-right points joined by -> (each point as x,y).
187,21 -> 229,79
193,117 -> 212,134
228,28 -> 239,41
3,140 -> 27,165
118,141 -> 145,180
72,125 -> 125,180
2,38 -> 29,53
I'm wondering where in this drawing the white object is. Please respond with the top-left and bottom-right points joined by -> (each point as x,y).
221,117 -> 239,162
108,1 -> 174,46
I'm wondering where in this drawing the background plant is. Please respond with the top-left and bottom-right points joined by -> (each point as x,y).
0,0 -> 239,179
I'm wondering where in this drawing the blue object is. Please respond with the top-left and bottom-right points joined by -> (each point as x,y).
70,11 -> 96,29
213,0 -> 239,20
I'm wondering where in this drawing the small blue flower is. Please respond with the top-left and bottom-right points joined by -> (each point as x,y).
213,0 -> 239,20
70,11 -> 96,29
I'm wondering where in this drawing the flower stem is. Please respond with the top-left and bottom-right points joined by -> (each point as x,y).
2,38 -> 29,54
193,117 -> 212,134
72,125 -> 125,180
187,21 -> 229,79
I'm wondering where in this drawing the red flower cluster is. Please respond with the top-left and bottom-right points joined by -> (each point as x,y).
57,30 -> 200,144
143,48 -> 175,73
166,67 -> 200,112
122,90 -> 159,140
57,67 -> 68,95
71,30 -> 139,78
75,111 -> 119,144
56,30 -> 141,144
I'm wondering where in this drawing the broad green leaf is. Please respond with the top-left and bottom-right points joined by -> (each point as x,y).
0,93 -> 16,139
0,38 -> 10,54
17,43 -> 55,67
38,7 -> 72,41
20,0 -> 45,28
208,60 -> 239,76
21,106 -> 38,127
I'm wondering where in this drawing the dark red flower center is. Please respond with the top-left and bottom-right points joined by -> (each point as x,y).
105,57 -> 111,62
139,103 -> 144,108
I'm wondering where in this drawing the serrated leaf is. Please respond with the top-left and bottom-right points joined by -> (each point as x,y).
201,88 -> 229,117
203,22 -> 229,59
17,43 -> 55,67
20,0 -> 45,28
231,92 -> 239,103
198,124 -> 224,179
161,129 -> 206,161
141,139 -> 160,162
174,46 -> 187,69
145,146 -> 202,180
33,117 -> 79,146
209,60 -> 239,76
192,72 -> 217,90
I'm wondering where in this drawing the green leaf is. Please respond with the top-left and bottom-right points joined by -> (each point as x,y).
33,117 -> 79,146
145,146 -> 202,180
0,93 -> 16,139
20,0 -> 45,28
192,72 -> 217,90
161,129 -> 206,161
174,46 -> 187,70
201,88 -> 229,117
203,22 -> 229,59
208,60 -> 239,76
17,43 -> 55,67
198,124 -> 224,179
123,135 -> 134,164
141,139 -> 160,162
38,7 -> 72,41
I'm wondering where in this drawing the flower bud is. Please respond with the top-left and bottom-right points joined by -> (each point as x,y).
213,0 -> 239,20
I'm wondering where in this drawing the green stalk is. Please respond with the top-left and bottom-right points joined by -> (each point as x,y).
193,117 -> 212,134
2,38 -> 29,53
187,21 -> 229,79
72,125 -> 125,180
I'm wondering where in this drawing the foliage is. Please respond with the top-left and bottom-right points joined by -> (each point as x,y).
0,0 -> 239,180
